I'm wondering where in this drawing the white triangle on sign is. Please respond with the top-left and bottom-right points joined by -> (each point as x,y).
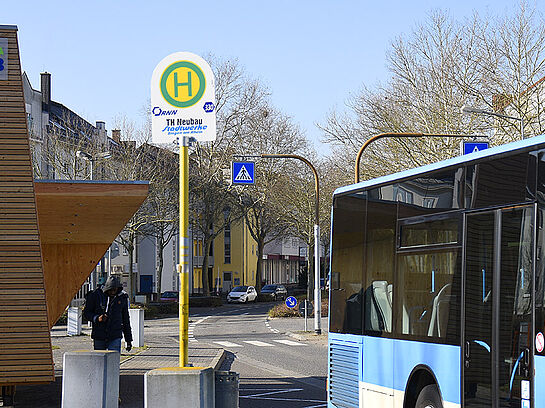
234,165 -> 252,181
472,146 -> 481,153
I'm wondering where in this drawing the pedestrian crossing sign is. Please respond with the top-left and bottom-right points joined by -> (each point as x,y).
232,161 -> 255,184
461,140 -> 489,155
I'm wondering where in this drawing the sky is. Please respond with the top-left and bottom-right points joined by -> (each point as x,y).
3,0 -> 537,155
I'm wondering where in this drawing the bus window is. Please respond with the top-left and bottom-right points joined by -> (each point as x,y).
329,193 -> 366,334
398,251 -> 460,339
363,191 -> 396,334
396,169 -> 464,212
397,214 -> 461,342
466,152 -> 536,209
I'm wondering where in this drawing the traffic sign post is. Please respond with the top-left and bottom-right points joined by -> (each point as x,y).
285,296 -> 297,309
232,161 -> 255,184
299,300 -> 313,332
151,52 -> 216,368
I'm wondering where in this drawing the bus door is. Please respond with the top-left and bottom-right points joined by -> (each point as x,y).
463,206 -> 534,407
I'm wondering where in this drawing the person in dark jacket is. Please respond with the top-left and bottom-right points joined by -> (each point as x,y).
83,275 -> 132,352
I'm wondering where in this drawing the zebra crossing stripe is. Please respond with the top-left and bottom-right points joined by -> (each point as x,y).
273,339 -> 306,346
243,340 -> 274,347
213,341 -> 243,348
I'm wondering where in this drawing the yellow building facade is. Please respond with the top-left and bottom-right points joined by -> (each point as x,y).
192,218 -> 258,294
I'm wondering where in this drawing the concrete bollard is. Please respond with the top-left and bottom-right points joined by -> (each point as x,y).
144,367 -> 214,408
67,306 -> 82,336
128,308 -> 144,347
62,351 -> 120,408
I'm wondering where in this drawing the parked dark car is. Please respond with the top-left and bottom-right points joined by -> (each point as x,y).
260,284 -> 287,301
160,291 -> 178,302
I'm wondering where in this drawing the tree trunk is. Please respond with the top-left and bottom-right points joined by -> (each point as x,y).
201,238 -> 211,296
156,235 -> 164,299
255,239 -> 265,291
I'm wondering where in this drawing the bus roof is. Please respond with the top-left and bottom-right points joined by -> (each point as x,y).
334,135 -> 545,197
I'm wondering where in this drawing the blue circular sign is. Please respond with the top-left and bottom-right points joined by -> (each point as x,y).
285,296 -> 297,309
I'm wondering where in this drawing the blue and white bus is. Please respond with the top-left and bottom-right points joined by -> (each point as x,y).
328,135 -> 545,408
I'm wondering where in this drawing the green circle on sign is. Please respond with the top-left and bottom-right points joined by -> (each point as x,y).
160,61 -> 206,108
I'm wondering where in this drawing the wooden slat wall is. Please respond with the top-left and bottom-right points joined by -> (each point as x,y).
42,243 -> 111,327
0,27 -> 54,385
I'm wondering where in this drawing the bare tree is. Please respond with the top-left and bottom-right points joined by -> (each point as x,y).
236,107 -> 308,291
320,3 -> 545,180
188,56 -> 272,296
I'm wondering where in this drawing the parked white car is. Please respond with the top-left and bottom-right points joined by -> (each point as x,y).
227,286 -> 258,303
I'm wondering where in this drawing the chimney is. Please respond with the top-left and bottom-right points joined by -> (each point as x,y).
40,72 -> 51,112
111,129 -> 121,143
96,121 -> 107,145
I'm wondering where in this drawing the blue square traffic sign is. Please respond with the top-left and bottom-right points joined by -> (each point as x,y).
232,161 -> 255,184
463,141 -> 489,155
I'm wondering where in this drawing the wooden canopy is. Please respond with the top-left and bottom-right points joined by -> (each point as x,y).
35,180 -> 149,327
0,26 -> 149,386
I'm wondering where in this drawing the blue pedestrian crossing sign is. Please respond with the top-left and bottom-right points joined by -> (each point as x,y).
285,296 -> 297,309
232,161 -> 255,184
462,141 -> 489,155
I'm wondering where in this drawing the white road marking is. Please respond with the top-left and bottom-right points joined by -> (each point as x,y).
213,341 -> 243,348
188,315 -> 210,343
273,339 -> 306,346
241,388 -> 303,398
239,387 -> 326,405
243,340 -> 274,347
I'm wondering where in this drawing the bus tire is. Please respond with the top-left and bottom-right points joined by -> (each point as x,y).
415,384 -> 443,408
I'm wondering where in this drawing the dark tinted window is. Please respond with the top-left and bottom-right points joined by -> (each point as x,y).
363,188 -> 396,335
400,216 -> 459,247
396,169 -> 464,212
329,193 -> 366,334
262,285 -> 275,290
232,286 -> 248,292
396,211 -> 462,343
466,152 -> 536,208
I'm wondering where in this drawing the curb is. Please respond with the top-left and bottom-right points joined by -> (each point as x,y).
285,331 -> 307,341
210,348 -> 227,371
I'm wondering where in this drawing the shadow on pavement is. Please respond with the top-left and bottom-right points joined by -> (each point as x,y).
13,374 -> 144,408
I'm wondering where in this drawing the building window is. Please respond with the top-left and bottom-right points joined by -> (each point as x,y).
224,222 -> 231,264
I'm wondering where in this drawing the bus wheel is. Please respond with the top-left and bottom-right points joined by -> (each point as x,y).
415,384 -> 443,408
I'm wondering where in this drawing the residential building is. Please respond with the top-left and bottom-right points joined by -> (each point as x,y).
262,236 -> 306,285
192,218 -> 258,294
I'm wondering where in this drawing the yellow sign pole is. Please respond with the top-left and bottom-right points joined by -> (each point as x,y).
179,138 -> 190,367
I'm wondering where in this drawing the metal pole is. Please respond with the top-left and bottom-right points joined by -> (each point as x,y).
179,137 -> 190,367
313,224 -> 321,334
260,153 -> 321,334
355,133 -> 468,183
304,299 -> 308,332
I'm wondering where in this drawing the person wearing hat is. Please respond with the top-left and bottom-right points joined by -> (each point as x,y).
83,275 -> 132,352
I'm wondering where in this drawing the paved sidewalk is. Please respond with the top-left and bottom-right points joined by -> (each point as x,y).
13,321 -> 225,408
267,315 -> 329,343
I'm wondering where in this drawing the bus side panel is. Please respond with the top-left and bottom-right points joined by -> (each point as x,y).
534,355 -> 545,406
361,336 -> 394,407
394,339 -> 461,407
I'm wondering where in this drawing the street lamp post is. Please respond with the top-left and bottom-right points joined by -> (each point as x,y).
355,133 -> 467,183
261,154 -> 322,335
76,149 -> 112,290
461,105 -> 524,140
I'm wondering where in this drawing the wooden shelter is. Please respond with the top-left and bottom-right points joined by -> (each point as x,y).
0,25 -> 149,387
